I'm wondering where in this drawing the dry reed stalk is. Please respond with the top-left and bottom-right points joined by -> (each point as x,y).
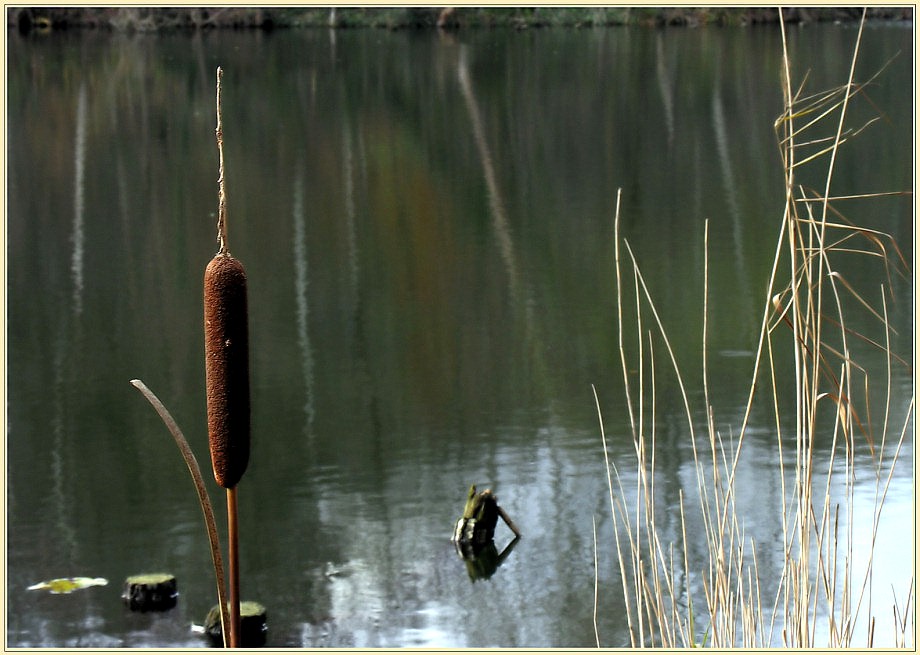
591,515 -> 600,647
598,8 -> 912,649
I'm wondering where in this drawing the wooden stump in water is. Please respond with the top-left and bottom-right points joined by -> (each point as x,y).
122,573 -> 178,611
452,485 -> 521,551
205,600 -> 267,647
453,485 -> 498,546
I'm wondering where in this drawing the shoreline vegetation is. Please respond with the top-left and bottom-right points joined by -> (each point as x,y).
599,13 -> 913,649
10,6 -> 913,33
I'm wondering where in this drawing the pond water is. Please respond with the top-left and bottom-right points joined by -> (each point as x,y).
6,21 -> 913,648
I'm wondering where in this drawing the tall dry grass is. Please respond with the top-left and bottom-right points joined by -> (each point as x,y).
596,12 -> 913,649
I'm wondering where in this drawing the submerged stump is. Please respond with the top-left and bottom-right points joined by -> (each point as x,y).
205,600 -> 267,647
452,485 -> 521,555
122,573 -> 178,611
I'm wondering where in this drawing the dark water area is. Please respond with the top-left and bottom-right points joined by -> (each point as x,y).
6,23 -> 913,648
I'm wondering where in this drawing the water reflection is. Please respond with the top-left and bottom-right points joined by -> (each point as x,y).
655,32 -> 676,147
6,23 -> 913,649
457,45 -> 523,307
292,167 -> 316,437
70,82 -> 87,317
455,537 -> 520,582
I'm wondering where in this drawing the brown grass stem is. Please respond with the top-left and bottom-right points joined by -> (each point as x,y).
227,487 -> 241,648
129,379 -> 229,647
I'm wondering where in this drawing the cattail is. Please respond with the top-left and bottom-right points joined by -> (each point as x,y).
204,252 -> 250,489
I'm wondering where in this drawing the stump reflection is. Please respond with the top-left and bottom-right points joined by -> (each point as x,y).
452,485 -> 521,581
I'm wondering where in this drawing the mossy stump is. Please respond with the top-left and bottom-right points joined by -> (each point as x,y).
452,485 -> 521,554
453,486 -> 499,546
122,573 -> 178,611
205,601 -> 267,647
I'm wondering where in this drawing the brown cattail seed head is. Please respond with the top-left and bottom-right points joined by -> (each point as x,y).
204,253 -> 250,488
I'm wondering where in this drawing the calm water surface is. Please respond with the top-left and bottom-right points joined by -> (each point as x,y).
7,23 -> 913,648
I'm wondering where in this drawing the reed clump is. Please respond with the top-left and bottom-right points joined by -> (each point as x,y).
596,11 -> 912,649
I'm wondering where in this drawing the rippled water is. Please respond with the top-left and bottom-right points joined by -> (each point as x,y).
6,21 -> 913,648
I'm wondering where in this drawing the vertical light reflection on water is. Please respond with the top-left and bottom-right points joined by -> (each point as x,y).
71,83 -> 87,317
340,107 -> 378,437
655,33 -> 675,149
191,32 -> 210,92
456,43 -> 557,408
340,114 -> 378,469
711,79 -> 742,250
342,123 -> 360,337
50,320 -> 78,566
292,167 -> 315,438
711,73 -> 756,323
456,46 -> 522,308
53,81 -> 88,565
115,156 -> 132,280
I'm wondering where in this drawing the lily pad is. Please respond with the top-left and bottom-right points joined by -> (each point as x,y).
27,577 -> 108,594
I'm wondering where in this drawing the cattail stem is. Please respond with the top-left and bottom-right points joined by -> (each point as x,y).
216,66 -> 229,255
227,487 -> 241,648
208,65 -> 248,649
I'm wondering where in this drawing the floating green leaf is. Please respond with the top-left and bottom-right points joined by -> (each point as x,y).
27,577 -> 108,594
